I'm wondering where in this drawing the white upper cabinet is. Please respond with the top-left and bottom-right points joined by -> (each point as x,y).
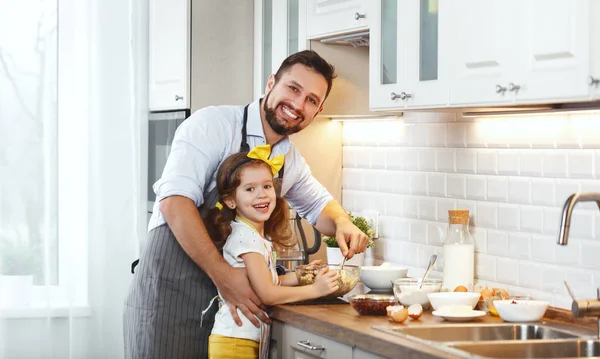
445,0 -> 516,106
254,0 -> 307,99
149,0 -> 190,110
370,0 -> 447,110
446,0 -> 593,107
515,0 -> 590,103
306,0 -> 368,39
592,1 -> 600,99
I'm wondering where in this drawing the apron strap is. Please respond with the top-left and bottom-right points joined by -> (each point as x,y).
240,103 -> 283,181
240,104 -> 250,152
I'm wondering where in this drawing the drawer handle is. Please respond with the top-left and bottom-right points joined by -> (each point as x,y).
508,82 -> 521,92
296,340 -> 326,351
495,84 -> 507,94
589,76 -> 600,87
175,94 -> 183,101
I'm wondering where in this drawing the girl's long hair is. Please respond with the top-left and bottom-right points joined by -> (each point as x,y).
205,152 -> 295,251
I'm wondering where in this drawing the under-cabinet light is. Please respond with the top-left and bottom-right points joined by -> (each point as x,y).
462,102 -> 600,118
329,115 -> 402,122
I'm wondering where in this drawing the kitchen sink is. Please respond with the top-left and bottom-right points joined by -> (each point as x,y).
450,339 -> 600,358
375,323 -> 581,342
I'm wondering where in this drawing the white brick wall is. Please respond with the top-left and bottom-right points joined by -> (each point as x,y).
342,111 -> 600,309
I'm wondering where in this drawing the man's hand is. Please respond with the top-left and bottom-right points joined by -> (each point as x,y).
334,216 -> 369,259
315,201 -> 370,259
215,266 -> 270,327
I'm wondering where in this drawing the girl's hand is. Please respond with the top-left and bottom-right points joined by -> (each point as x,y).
313,267 -> 339,296
305,259 -> 322,269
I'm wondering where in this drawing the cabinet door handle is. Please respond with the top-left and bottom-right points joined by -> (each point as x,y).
390,92 -> 411,101
508,82 -> 521,92
495,84 -> 507,94
355,12 -> 365,20
398,91 -> 412,100
296,340 -> 325,351
589,76 -> 600,87
175,94 -> 183,101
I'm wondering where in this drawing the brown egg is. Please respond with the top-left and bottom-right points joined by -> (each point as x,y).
454,285 -> 468,292
480,288 -> 494,300
493,288 -> 509,299
407,304 -> 423,320
389,307 -> 408,323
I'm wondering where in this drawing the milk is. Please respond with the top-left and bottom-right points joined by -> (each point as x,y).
442,243 -> 474,291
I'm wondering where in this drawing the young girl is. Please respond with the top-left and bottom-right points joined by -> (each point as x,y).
205,146 -> 339,359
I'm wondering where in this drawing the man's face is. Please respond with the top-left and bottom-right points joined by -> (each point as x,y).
263,64 -> 328,136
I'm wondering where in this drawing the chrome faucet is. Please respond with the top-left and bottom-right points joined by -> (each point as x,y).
559,192 -> 600,338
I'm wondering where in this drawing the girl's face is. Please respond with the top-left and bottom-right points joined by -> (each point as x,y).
224,164 -> 276,233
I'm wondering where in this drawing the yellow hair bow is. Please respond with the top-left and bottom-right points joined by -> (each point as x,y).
215,201 -> 223,210
247,144 -> 284,175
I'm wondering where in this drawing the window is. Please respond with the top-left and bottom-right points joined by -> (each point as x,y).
0,0 -> 58,286
1,0 -> 89,310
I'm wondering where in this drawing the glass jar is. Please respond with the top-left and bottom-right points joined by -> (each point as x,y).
276,208 -> 304,271
442,210 -> 474,291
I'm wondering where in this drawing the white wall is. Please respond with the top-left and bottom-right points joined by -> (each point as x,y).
190,0 -> 254,110
290,117 -> 343,263
341,111 -> 600,309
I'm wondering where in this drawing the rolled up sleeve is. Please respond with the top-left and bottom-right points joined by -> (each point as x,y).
284,152 -> 333,225
153,107 -> 231,207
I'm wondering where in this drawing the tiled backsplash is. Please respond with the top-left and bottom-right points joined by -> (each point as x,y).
341,111 -> 600,309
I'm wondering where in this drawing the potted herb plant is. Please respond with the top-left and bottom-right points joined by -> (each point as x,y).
0,238 -> 38,307
323,212 -> 375,266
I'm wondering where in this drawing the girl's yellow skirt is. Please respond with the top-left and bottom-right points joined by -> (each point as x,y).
208,334 -> 259,359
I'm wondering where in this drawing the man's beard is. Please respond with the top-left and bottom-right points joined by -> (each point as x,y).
263,92 -> 304,136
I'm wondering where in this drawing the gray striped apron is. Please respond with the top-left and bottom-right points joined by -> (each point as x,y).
123,105 -> 284,359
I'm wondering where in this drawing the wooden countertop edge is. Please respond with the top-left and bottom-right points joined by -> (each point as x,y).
270,305 -> 462,359
269,304 -> 598,359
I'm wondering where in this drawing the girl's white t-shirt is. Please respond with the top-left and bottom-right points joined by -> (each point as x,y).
210,220 -> 278,342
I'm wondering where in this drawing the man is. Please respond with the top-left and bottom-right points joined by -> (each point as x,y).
123,50 -> 369,358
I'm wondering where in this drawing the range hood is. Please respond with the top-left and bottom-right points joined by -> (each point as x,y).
319,30 -> 369,48
310,39 -> 399,118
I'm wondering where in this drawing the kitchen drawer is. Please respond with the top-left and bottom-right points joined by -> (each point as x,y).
283,323 -> 353,358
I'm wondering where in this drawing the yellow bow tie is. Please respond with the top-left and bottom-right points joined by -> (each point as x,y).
247,144 -> 284,175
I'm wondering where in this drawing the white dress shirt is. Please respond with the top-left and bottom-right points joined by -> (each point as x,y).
148,98 -> 333,231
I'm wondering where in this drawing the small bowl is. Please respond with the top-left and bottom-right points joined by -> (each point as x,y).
348,294 -> 398,315
392,278 -> 442,308
478,295 -> 534,314
427,292 -> 481,311
360,265 -> 408,292
494,300 -> 549,322
295,264 -> 360,298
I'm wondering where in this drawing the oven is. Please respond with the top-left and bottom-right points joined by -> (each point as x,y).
147,109 -> 189,216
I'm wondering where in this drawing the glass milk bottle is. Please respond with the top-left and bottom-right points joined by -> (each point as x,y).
442,210 -> 474,291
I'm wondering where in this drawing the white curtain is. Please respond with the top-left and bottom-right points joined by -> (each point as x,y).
0,0 -> 147,357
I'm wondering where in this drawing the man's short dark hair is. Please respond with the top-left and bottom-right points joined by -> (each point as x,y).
274,50 -> 337,101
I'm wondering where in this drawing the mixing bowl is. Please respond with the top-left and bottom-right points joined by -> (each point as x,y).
427,292 -> 480,311
360,265 -> 408,292
295,264 -> 360,298
349,294 -> 398,315
494,300 -> 549,322
392,278 -> 442,308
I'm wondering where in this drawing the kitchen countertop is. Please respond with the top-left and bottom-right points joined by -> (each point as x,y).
269,289 -> 597,359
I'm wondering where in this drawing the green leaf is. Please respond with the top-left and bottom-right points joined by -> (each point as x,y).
322,212 -> 376,248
